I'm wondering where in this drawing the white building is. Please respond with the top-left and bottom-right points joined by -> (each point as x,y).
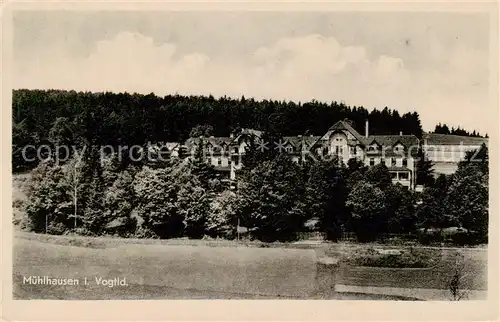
422,133 -> 488,176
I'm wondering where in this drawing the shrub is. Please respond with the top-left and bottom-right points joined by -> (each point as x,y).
417,230 -> 443,245
64,227 -> 95,237
133,226 -> 159,239
46,222 -> 67,235
448,231 -> 483,246
345,247 -> 439,268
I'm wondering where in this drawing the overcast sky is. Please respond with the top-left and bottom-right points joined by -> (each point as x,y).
13,10 -> 493,133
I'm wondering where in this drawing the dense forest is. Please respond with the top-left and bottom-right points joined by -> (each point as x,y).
13,89 -> 425,172
433,123 -> 486,137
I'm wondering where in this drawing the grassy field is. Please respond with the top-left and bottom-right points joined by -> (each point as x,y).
12,232 -> 487,300
13,235 -> 423,300
325,243 -> 487,291
13,236 -> 320,299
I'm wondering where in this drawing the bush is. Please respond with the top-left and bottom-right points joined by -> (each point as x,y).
448,231 -> 484,246
417,230 -> 443,245
46,222 -> 67,235
345,247 -> 439,268
64,227 -> 95,237
133,226 -> 159,239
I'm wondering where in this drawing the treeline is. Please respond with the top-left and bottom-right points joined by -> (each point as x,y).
13,89 -> 424,172
433,123 -> 486,138
19,138 -> 488,245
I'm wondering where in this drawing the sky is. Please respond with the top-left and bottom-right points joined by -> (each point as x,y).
12,10 -> 493,133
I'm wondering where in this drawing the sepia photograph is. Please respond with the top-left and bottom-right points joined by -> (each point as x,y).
2,1 -> 498,319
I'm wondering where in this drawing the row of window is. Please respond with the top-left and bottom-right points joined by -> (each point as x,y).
367,146 -> 405,152
369,157 -> 408,167
390,172 -> 409,180
328,146 -> 408,157
206,157 -> 239,166
207,144 -> 408,156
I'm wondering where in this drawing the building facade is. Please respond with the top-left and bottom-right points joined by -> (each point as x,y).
312,120 -> 419,189
183,120 -> 420,190
422,133 -> 488,176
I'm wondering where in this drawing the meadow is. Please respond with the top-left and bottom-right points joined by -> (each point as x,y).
13,232 -> 487,300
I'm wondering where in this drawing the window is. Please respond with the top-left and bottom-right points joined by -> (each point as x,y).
234,158 -> 239,166
218,158 -> 222,166
350,146 -> 357,155
391,157 -> 396,166
399,172 -> 409,180
391,172 -> 398,179
369,158 -> 375,166
381,158 -> 386,165
402,158 -> 408,167
285,146 -> 293,153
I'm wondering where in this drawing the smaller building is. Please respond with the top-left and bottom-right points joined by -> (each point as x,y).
422,133 -> 488,176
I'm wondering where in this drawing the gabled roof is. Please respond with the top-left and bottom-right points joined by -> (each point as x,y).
313,120 -> 368,148
328,120 -> 368,145
366,135 -> 420,157
303,135 -> 322,146
367,139 -> 382,147
422,133 -> 488,146
368,135 -> 419,148
231,128 -> 263,145
283,136 -> 302,148
283,135 -> 322,152
205,137 -> 234,146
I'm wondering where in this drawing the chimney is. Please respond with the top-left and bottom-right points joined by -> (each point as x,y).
399,131 -> 403,136
230,133 -> 234,138
365,120 -> 369,138
298,135 -> 302,138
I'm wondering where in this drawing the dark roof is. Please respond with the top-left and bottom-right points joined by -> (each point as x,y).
303,135 -> 321,146
205,137 -> 234,146
423,133 -> 488,146
368,135 -> 419,148
184,137 -> 235,150
283,135 -> 322,152
365,135 -> 419,157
